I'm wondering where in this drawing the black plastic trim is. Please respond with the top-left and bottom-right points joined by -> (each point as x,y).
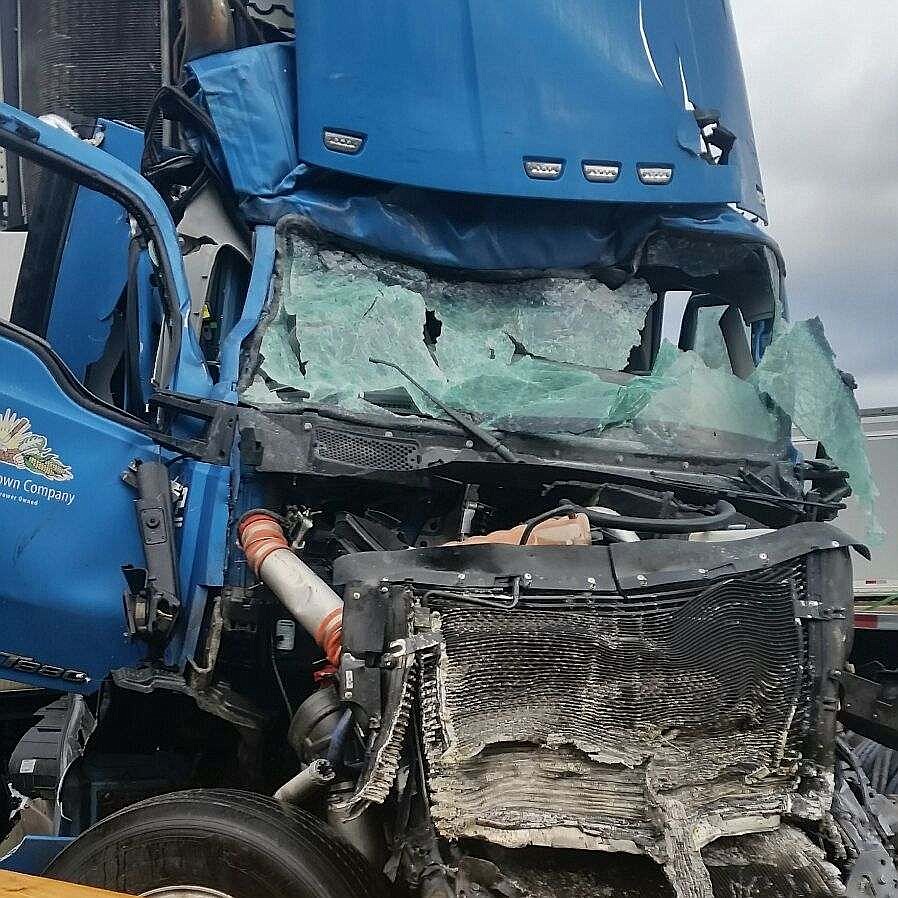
10,166 -> 80,335
333,522 -> 864,591
0,0 -> 24,228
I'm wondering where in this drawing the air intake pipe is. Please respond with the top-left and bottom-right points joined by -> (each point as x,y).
238,514 -> 343,665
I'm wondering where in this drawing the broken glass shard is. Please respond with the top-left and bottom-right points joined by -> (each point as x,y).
754,317 -> 883,543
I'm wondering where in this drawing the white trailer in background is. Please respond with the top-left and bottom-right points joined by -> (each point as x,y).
0,232 -> 26,319
816,409 -> 898,632
795,407 -> 896,594
850,411 -> 898,638
803,408 -> 898,791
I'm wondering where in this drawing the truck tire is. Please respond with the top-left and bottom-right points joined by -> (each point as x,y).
44,789 -> 390,898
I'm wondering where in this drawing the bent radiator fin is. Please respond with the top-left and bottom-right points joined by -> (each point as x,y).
413,557 -> 842,889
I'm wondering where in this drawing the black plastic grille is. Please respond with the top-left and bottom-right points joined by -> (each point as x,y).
20,1 -> 163,127
314,428 -> 418,470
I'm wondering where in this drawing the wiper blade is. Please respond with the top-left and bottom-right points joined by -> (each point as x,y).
649,470 -> 845,512
368,357 -> 518,463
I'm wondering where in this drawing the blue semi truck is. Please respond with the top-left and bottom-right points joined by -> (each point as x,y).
0,3 -> 893,897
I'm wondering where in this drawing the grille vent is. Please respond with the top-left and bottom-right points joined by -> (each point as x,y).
314,428 -> 419,470
20,1 -> 164,128
418,558 -> 816,851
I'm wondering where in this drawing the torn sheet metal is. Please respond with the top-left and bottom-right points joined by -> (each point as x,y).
419,565 -> 810,859
377,545 -> 847,897
468,828 -> 843,898
338,529 -> 854,897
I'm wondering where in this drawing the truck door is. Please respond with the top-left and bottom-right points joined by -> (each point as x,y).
0,323 -> 155,691
0,104 -> 227,693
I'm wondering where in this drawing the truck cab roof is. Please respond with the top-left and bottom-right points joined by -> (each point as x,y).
295,0 -> 767,219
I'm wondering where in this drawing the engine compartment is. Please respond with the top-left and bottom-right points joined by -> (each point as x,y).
185,448 -> 864,898
0,419 -> 890,898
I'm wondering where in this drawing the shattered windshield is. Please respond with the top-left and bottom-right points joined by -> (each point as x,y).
243,227 -> 782,446
241,222 -> 880,540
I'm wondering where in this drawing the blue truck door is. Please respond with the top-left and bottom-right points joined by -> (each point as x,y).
0,323 -> 155,692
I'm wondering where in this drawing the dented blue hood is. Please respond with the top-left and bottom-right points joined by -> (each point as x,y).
295,0 -> 767,220
187,28 -> 775,273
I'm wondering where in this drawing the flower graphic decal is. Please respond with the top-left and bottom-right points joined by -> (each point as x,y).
0,409 -> 73,482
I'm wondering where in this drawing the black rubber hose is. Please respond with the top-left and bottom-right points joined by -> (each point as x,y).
519,500 -> 738,543
518,505 -> 580,545
583,500 -> 738,534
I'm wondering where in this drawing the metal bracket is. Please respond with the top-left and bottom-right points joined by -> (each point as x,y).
122,460 -> 182,644
112,664 -> 267,730
846,844 -> 898,898
220,585 -> 265,634
840,672 -> 898,750
147,390 -> 237,464
795,599 -> 847,620
383,633 -> 443,667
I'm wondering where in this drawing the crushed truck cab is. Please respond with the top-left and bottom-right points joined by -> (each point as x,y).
0,3 -> 889,898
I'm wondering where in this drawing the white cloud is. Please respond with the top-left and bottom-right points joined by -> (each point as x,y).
731,1 -> 898,407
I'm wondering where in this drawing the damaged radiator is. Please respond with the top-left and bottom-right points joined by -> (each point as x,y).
334,527 -> 854,898
423,564 -> 810,851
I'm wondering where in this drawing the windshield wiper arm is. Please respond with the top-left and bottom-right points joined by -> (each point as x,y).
648,471 -> 845,512
368,357 -> 518,463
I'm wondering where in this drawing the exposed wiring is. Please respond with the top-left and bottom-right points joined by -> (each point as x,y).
246,0 -> 294,16
270,634 -> 294,720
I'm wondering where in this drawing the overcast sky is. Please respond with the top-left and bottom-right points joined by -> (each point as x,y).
731,1 -> 898,409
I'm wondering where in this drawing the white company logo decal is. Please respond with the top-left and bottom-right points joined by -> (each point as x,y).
0,409 -> 73,481
0,410 -> 76,507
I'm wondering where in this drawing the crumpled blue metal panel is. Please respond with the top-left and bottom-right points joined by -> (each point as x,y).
187,43 -> 776,273
294,0 -> 766,218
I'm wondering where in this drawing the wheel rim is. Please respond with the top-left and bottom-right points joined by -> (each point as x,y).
141,888 -> 235,898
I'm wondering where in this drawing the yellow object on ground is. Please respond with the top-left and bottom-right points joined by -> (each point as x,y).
0,871 -> 131,898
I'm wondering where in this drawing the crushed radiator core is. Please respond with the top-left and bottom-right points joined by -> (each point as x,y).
416,561 -> 829,897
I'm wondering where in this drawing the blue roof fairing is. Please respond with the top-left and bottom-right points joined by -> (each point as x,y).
187,42 -> 778,273
294,0 -> 767,220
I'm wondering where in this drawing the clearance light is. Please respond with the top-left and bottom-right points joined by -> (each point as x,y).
524,158 -> 564,180
323,130 -> 365,155
582,161 -> 621,183
638,165 -> 674,185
